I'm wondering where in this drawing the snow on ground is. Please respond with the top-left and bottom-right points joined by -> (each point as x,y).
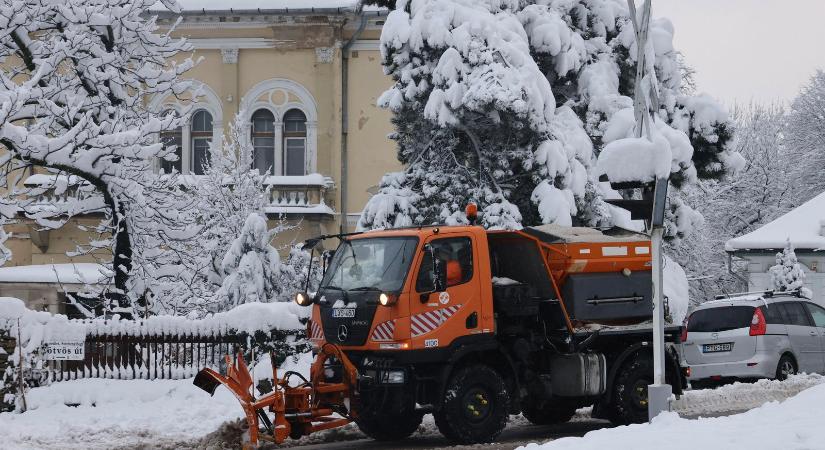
521,374 -> 825,450
0,353 -> 311,450
0,379 -> 243,450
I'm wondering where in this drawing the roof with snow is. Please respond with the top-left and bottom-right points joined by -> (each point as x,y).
0,264 -> 111,285
726,191 -> 825,252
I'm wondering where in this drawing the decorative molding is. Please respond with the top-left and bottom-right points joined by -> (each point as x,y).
315,47 -> 334,64
221,48 -> 239,64
241,79 -> 319,175
349,40 -> 380,51
189,38 -> 275,49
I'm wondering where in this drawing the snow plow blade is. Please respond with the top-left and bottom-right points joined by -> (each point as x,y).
194,344 -> 360,449
193,369 -> 223,395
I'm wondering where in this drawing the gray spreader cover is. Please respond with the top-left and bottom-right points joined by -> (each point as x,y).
561,271 -> 652,321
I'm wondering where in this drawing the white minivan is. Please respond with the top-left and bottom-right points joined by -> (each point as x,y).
681,291 -> 825,387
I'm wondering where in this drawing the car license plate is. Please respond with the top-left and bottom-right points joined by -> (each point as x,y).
332,308 -> 355,318
703,343 -> 733,353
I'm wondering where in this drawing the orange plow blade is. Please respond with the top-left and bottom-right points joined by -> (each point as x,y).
193,345 -> 360,448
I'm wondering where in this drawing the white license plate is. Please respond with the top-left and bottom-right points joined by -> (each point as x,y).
332,308 -> 356,318
703,343 -> 733,353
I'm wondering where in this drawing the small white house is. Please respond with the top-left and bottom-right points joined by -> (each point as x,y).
726,192 -> 825,301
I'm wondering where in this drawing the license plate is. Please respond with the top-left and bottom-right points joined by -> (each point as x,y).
332,308 -> 356,318
702,343 -> 733,353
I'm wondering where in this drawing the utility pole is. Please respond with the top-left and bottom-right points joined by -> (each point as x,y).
626,0 -> 672,420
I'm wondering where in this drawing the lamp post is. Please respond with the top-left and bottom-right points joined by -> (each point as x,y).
626,0 -> 672,420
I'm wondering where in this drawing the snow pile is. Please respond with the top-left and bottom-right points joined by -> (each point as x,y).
726,190 -> 825,251
520,376 -> 825,450
663,256 -> 689,325
2,298 -> 308,339
675,374 -> 824,417
0,378 -> 244,450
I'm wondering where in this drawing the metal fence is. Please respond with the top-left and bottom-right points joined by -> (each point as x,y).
46,333 -> 250,382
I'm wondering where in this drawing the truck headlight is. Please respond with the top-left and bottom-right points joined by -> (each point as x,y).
295,292 -> 313,306
381,370 -> 405,384
378,293 -> 397,306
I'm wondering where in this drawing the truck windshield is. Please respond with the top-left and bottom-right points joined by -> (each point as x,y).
321,237 -> 418,292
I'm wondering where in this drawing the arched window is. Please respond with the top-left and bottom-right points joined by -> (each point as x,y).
251,109 -> 275,175
159,109 -> 182,174
191,109 -> 213,175
283,109 -> 306,176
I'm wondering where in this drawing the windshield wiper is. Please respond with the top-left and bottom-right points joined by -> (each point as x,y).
322,285 -> 345,291
349,286 -> 381,292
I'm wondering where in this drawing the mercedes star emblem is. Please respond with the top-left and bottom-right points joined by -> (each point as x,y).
337,324 -> 349,342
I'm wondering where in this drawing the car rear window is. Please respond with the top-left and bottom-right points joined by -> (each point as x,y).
688,306 -> 754,332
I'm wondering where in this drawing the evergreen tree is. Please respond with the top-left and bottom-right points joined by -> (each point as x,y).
770,238 -> 806,293
360,0 -> 741,235
217,213 -> 288,309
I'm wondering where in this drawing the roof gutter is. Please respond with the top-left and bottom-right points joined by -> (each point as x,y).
339,12 -> 368,233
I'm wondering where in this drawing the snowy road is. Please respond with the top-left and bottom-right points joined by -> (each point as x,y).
2,374 -> 821,450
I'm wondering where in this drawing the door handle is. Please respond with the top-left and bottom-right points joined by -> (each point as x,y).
810,331 -> 819,336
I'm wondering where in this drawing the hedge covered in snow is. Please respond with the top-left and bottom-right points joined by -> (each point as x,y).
0,298 -> 310,412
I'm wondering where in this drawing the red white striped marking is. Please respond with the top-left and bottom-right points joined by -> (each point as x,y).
309,320 -> 324,340
371,320 -> 396,341
411,305 -> 461,337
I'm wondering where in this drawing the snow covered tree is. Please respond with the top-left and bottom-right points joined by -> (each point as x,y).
786,70 -> 825,203
0,0 -> 195,314
360,0 -> 741,235
216,213 -> 292,309
145,113 -> 317,316
770,238 -> 806,293
669,103 -> 795,303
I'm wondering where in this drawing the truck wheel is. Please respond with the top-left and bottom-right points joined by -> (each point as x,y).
521,400 -> 577,425
611,354 -> 652,425
433,364 -> 509,444
355,410 -> 423,441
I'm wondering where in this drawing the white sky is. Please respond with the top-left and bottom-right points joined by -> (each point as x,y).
653,0 -> 825,106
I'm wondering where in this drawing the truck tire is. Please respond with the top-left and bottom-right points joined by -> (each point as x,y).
521,400 -> 577,425
611,354 -> 653,425
355,410 -> 423,441
433,364 -> 509,444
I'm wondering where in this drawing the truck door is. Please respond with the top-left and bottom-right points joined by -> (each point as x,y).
409,235 -> 481,350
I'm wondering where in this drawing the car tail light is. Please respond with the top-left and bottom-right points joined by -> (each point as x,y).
680,316 -> 689,342
750,307 -> 766,336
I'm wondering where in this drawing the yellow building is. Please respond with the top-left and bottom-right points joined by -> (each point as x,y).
0,3 -> 401,312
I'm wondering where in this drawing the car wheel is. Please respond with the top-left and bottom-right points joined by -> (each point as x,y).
775,354 -> 797,381
433,364 -> 509,444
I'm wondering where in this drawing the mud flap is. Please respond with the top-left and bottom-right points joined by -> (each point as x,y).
194,368 -> 222,396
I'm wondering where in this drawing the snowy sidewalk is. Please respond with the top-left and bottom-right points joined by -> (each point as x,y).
520,374 -> 825,450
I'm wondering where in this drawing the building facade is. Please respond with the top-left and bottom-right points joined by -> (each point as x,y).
0,4 -> 402,311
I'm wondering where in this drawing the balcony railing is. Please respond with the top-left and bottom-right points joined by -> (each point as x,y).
22,173 -> 336,217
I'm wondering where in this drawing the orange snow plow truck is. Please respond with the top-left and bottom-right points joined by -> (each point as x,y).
195,207 -> 685,447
